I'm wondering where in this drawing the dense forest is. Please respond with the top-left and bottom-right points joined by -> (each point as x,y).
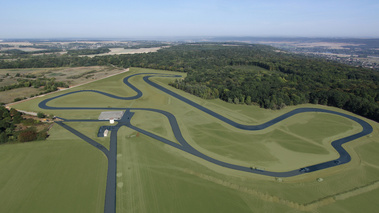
1,43 -> 378,122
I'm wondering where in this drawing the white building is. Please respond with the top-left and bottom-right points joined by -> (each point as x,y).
98,111 -> 124,124
104,129 -> 109,137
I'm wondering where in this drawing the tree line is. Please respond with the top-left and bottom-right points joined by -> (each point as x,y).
0,43 -> 378,122
0,49 -> 62,57
0,77 -> 68,92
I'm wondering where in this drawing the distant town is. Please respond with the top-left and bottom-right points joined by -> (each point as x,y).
260,39 -> 379,70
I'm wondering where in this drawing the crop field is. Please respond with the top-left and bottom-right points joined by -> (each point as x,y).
88,47 -> 164,57
3,67 -> 379,212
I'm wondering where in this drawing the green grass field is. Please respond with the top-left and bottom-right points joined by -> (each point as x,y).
0,123 -> 107,213
3,67 -> 379,212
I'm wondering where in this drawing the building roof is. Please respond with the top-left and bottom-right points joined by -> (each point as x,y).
98,111 -> 125,121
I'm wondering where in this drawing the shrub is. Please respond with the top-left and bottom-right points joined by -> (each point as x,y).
37,131 -> 48,140
22,118 -> 35,126
18,129 -> 37,142
0,132 -> 8,144
37,112 -> 45,118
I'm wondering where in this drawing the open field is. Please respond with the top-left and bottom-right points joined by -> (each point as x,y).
0,66 -> 126,104
0,66 -> 125,86
131,110 -> 179,144
0,87 -> 41,103
0,75 -> 18,87
65,122 -> 112,150
88,47 -> 166,57
0,123 -> 107,213
0,41 -> 166,57
5,67 -> 379,212
116,127 -> 293,212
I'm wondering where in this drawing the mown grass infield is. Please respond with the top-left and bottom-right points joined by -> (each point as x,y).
2,67 -> 379,212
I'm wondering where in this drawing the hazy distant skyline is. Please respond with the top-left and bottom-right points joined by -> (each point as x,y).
1,0 -> 379,39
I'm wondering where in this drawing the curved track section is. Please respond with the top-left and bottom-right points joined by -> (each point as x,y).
127,107 -> 372,176
38,73 -> 178,110
38,72 -> 373,212
39,72 -> 373,175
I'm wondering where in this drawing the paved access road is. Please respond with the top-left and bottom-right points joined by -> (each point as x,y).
38,72 -> 373,213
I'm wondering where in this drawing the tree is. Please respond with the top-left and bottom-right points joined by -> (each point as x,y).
5,128 -> 13,135
37,112 -> 45,118
234,97 -> 239,104
37,131 -> 48,140
246,96 -> 252,105
239,95 -> 245,104
0,132 -> 7,144
13,113 -> 22,124
24,82 -> 31,87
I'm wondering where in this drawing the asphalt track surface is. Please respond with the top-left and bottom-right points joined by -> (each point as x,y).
38,72 -> 373,213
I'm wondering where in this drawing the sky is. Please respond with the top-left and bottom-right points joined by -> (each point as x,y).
1,0 -> 379,39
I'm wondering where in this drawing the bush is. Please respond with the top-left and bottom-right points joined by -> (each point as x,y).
22,118 -> 35,126
37,131 -> 48,140
18,129 -> 37,142
37,112 -> 45,118
0,132 -> 8,144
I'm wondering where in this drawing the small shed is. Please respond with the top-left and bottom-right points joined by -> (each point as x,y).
104,129 -> 109,137
98,126 -> 115,137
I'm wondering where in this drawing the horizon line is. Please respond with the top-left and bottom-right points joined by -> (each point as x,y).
1,35 -> 379,41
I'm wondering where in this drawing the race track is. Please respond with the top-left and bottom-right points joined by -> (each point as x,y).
38,72 -> 373,213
